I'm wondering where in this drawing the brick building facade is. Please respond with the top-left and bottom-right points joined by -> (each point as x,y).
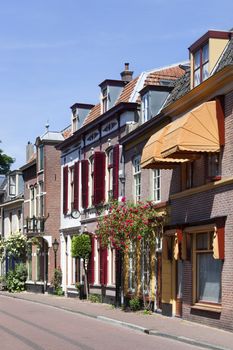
21,130 -> 63,292
140,29 -> 233,330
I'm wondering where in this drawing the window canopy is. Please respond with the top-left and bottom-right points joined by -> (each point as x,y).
141,126 -> 188,169
141,101 -> 221,169
161,101 -> 220,158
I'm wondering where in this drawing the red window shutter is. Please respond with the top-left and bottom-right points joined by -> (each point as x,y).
100,247 -> 108,285
88,236 -> 95,284
113,144 -> 120,200
73,161 -> 80,210
81,160 -> 89,209
214,223 -> 225,260
63,166 -> 68,215
94,152 -> 106,205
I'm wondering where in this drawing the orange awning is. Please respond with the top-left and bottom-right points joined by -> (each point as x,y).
161,101 -> 220,158
141,126 -> 189,169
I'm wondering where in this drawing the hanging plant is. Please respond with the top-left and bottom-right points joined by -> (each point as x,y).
96,199 -> 167,252
5,232 -> 27,260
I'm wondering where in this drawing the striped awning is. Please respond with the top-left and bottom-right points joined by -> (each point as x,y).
141,126 -> 188,169
161,101 -> 219,158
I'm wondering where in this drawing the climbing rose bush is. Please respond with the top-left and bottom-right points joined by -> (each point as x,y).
96,199 -> 166,252
5,232 -> 27,260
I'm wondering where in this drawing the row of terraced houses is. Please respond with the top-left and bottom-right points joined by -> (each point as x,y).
1,28 -> 233,331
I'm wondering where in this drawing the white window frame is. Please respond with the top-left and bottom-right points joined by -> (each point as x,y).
89,157 -> 94,206
107,148 -> 114,201
9,174 -> 16,196
141,93 -> 150,123
128,242 -> 135,292
153,169 -> 161,203
133,155 -> 141,203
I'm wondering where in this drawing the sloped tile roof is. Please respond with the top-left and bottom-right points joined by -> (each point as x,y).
115,77 -> 139,104
215,37 -> 233,73
165,68 -> 190,106
82,64 -> 186,127
144,66 -> 185,86
83,103 -> 101,126
62,126 -> 72,139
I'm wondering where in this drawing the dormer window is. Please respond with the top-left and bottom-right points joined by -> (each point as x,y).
9,175 -> 16,196
141,93 -> 150,122
194,43 -> 209,87
72,109 -> 78,133
102,87 -> 108,113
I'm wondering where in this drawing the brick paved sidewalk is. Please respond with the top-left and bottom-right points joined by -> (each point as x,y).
0,291 -> 232,350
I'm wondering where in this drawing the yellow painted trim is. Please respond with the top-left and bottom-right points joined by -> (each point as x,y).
170,177 -> 233,200
150,241 -> 156,301
136,241 -> 141,297
184,224 -> 216,233
123,253 -> 129,295
171,259 -> 176,315
209,38 -> 228,73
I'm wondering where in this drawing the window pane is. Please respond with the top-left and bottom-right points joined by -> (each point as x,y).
194,50 -> 200,69
196,233 -> 208,250
202,63 -> 209,81
202,44 -> 209,63
197,253 -> 222,303
194,69 -> 200,87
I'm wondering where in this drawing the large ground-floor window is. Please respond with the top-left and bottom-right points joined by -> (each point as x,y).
194,232 -> 222,304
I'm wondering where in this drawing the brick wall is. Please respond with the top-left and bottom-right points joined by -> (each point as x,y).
44,143 -> 61,282
169,89 -> 233,331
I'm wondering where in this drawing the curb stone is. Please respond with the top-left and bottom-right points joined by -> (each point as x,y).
0,293 -> 231,350
148,331 -> 231,350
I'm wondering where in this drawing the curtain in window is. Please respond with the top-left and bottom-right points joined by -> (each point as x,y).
197,253 -> 222,303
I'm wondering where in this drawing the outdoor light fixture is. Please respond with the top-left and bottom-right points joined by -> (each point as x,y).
52,238 -> 59,269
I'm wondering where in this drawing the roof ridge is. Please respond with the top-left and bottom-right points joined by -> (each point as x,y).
144,60 -> 190,74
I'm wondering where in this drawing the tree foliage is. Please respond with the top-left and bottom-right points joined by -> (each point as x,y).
71,234 -> 92,260
0,142 -> 14,174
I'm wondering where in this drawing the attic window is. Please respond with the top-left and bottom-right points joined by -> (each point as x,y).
9,175 -> 16,196
194,43 -> 209,87
141,93 -> 150,122
72,109 -> 79,133
102,87 -> 108,113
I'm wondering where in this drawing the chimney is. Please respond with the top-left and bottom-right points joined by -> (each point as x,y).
120,62 -> 133,82
26,141 -> 34,163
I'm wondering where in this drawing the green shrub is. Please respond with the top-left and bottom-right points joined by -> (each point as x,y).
129,297 -> 141,311
55,287 -> 64,296
6,263 -> 27,292
89,294 -> 101,303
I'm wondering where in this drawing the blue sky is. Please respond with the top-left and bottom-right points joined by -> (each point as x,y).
1,0 -> 233,169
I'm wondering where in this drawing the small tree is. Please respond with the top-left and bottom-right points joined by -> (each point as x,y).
0,142 -> 14,174
71,234 -> 92,299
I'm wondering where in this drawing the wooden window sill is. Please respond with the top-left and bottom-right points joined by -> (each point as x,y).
191,303 -> 222,313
